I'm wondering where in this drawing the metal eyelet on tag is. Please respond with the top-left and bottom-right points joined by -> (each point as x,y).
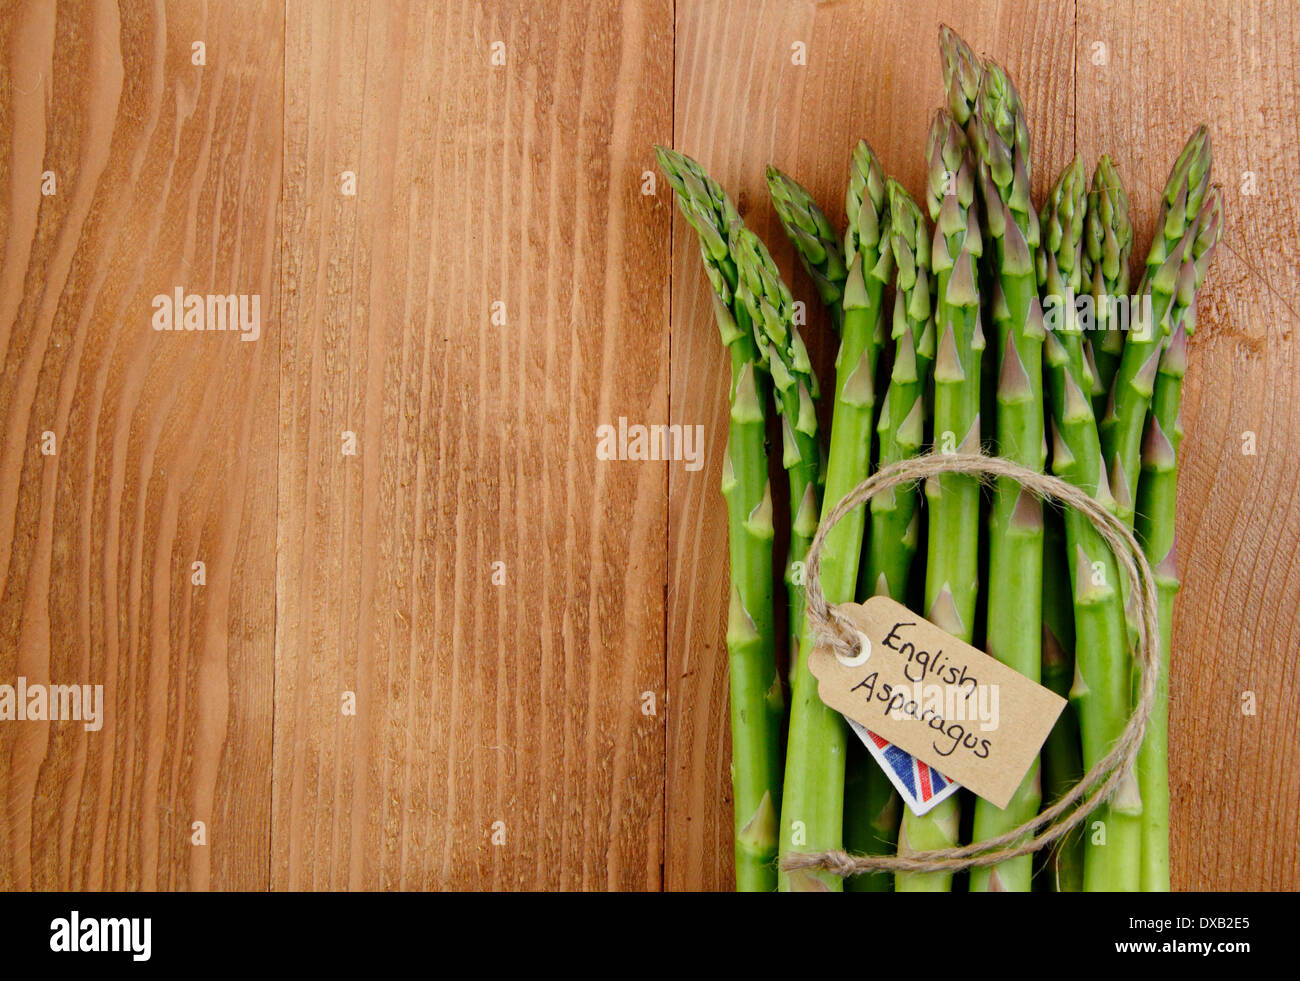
835,629 -> 872,668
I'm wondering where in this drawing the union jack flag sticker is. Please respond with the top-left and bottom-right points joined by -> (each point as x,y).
847,719 -> 962,816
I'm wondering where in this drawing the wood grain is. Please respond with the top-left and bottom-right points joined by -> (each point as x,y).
273,0 -> 671,890
0,0 -> 281,889
1077,0 -> 1300,891
667,0 -> 1077,892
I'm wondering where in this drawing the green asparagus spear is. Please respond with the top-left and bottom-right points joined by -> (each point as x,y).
655,146 -> 783,891
1101,134 -> 1214,666
1083,157 -> 1134,419
967,62 -> 1045,893
764,166 -> 844,683
939,24 -> 983,126
767,166 -> 849,334
779,140 -> 893,891
732,220 -> 825,712
835,180 -> 936,892
940,27 -> 996,453
895,110 -> 983,893
1134,186 -> 1224,892
867,181 -> 934,602
1101,128 -> 1210,528
843,739 -> 903,892
1038,156 -> 1141,891
766,166 -> 900,877
1040,507 -> 1084,891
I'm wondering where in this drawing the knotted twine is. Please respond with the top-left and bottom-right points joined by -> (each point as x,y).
783,452 -> 1159,878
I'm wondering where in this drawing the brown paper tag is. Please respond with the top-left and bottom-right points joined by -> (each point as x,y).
809,596 -> 1066,809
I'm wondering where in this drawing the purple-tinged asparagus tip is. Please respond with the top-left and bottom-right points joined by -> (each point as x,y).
1162,321 -> 1190,377
998,331 -> 1033,400
1109,454 -> 1133,511
1142,414 -> 1177,470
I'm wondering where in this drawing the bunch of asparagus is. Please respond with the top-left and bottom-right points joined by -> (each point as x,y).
657,25 -> 1222,892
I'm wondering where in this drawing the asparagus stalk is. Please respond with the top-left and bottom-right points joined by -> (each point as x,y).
966,62 -> 1045,893
732,220 -> 825,710
1083,157 -> 1134,418
939,27 -> 998,460
779,140 -> 893,891
1038,157 -> 1141,891
655,146 -> 783,891
835,180 -> 936,892
1100,128 -> 1211,528
767,166 -> 849,334
766,167 -> 901,881
1101,136 -> 1214,661
1083,160 -> 1144,659
1040,507 -> 1084,891
843,739 -> 903,892
939,24 -> 983,126
1134,187 -> 1224,892
894,111 -> 983,893
867,180 -> 935,602
765,166 -> 844,680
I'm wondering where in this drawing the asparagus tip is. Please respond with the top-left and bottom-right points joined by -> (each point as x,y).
938,24 -> 983,124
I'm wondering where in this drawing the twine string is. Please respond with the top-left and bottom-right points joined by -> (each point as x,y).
785,452 -> 1159,876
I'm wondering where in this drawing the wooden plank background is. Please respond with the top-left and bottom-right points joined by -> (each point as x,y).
1075,0 -> 1300,892
0,0 -> 1295,891
273,0 -> 670,891
0,0 -> 282,890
